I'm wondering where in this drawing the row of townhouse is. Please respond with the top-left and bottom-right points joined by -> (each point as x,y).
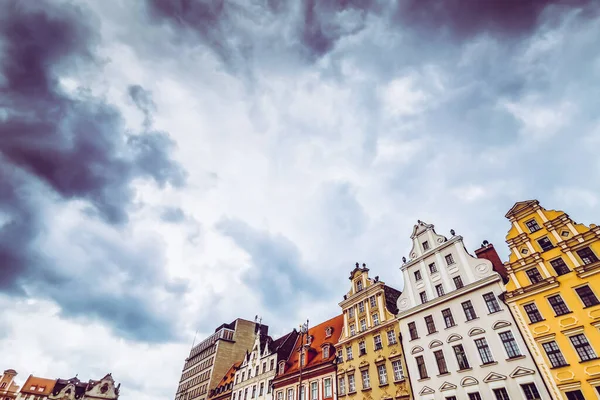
176,199 -> 600,400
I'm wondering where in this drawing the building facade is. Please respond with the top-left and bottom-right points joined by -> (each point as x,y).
48,374 -> 120,400
15,375 -> 56,400
175,319 -> 265,400
273,315 -> 343,400
208,362 -> 241,400
503,200 -> 600,400
231,328 -> 298,400
396,220 -> 549,400
336,263 -> 411,400
1,369 -> 20,400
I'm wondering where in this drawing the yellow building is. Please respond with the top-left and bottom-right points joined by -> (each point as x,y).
336,263 -> 412,400
504,200 -> 600,400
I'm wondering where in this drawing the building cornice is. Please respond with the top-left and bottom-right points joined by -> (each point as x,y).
339,282 -> 384,308
336,319 -> 397,347
504,277 -> 560,303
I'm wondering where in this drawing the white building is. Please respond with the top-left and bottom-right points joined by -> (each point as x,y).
396,221 -> 550,400
232,327 -> 298,400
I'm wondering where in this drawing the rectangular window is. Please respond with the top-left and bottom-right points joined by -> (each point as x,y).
359,341 -> 366,356
483,292 -> 501,313
408,322 -> 418,340
256,366 -> 259,376
446,397 -> 457,400
311,382 -> 318,400
577,247 -> 599,265
468,393 -> 482,400
270,360 -> 274,370
526,268 -> 544,284
429,262 -> 437,273
358,301 -> 365,313
542,341 -> 567,367
392,360 -> 404,381
434,350 -> 448,374
259,383 -> 264,396
420,291 -> 428,304
387,330 -> 397,345
425,315 -> 437,334
299,386 -> 305,400
570,333 -> 597,361
423,240 -> 430,250
475,338 -> 494,364
277,391 -> 283,400
525,219 -> 541,232
370,296 -> 377,308
348,374 -> 356,393
436,284 -> 445,297
537,237 -> 554,251
550,258 -> 570,276
499,331 -> 522,358
377,364 -> 388,385
323,345 -> 329,359
337,349 -> 343,363
349,324 -> 356,336
445,254 -> 455,265
374,335 -> 382,350
372,312 -> 380,326
360,319 -> 367,331
338,377 -> 346,396
493,388 -> 510,400
268,380 -> 272,393
245,388 -> 249,400
348,307 -> 355,318
462,300 -> 477,321
233,394 -> 237,400
565,390 -> 585,400
524,303 -> 544,323
242,372 -> 246,381
287,388 -> 294,400
548,294 -> 570,315
346,346 -> 353,360
453,344 -> 470,370
416,355 -> 428,379
576,285 -> 600,307
414,270 -> 422,281
262,362 -> 266,374
356,280 -> 363,291
442,308 -> 455,328
453,276 -> 464,289
361,370 -> 370,389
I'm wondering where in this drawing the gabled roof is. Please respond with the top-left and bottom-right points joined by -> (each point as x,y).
383,285 -> 402,315
20,375 -> 56,395
270,329 -> 299,360
505,200 -> 539,218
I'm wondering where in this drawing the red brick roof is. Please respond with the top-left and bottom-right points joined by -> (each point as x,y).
276,314 -> 343,379
20,375 -> 56,395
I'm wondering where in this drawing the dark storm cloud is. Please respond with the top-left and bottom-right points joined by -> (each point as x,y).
215,217 -> 327,312
0,0 -> 185,342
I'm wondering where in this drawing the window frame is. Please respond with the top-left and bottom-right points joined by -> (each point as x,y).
575,285 -> 600,307
547,294 -> 571,316
525,219 -> 541,233
391,360 -> 404,381
523,302 -> 544,323
453,344 -> 470,370
541,340 -> 568,368
425,315 -> 437,334
525,268 -> 544,284
374,334 -> 383,350
474,338 -> 494,365
483,292 -> 501,313
415,355 -> 428,379
537,236 -> 554,252
435,284 -> 445,297
576,247 -> 599,265
549,257 -> 570,276
420,291 -> 428,304
377,364 -> 388,385
520,383 -> 541,400
442,308 -> 455,328
429,262 -> 437,273
445,254 -> 455,265
462,300 -> 477,321
453,276 -> 464,289
414,270 -> 422,281
361,370 -> 370,389
569,333 -> 597,361
408,322 -> 419,340
499,330 -> 522,359
434,349 -> 448,375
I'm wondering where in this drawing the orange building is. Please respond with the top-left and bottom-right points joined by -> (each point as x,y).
209,362 -> 241,400
15,375 -> 56,400
0,369 -> 20,400
273,315 -> 344,400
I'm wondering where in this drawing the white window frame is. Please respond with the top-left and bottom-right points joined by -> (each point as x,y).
324,378 -> 332,397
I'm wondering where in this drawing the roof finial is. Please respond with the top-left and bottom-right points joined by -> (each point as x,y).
355,262 -> 359,268
450,229 -> 455,236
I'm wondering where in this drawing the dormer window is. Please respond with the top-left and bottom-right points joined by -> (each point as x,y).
323,345 -> 330,359
307,335 -> 314,345
422,241 -> 430,251
356,280 -> 363,292
278,362 -> 285,375
325,327 -> 333,338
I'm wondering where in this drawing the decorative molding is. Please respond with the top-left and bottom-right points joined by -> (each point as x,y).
468,328 -> 485,337
410,346 -> 424,355
460,376 -> 478,387
492,321 -> 512,330
418,386 -> 435,395
428,340 -> 443,349
510,367 -> 535,378
439,382 -> 457,392
447,334 -> 462,343
483,372 -> 507,382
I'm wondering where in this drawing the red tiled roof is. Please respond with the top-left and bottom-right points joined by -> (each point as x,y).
209,361 -> 240,398
20,375 -> 56,395
277,314 -> 343,379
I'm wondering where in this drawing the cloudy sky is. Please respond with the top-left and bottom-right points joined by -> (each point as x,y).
1,0 -> 599,399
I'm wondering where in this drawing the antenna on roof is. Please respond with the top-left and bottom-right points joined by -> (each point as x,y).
191,329 -> 199,349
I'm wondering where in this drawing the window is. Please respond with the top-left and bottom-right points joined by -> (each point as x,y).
311,382 -> 318,400
550,258 -> 570,276
575,285 -> 600,307
453,276 -> 464,289
425,315 -> 437,334
270,360 -> 274,370
392,360 -> 404,381
268,380 -> 272,393
346,346 -> 353,360
372,313 -> 380,326
358,301 -> 365,313
377,364 -> 388,385
361,370 -> 370,389
537,237 -> 554,252
262,362 -> 266,374
235,374 -> 239,385
349,324 -> 356,336
524,303 -> 544,323
324,378 -> 332,397
577,247 -> 599,264
374,335 -> 382,350
370,296 -> 376,308
423,240 -> 430,250
348,307 -> 355,318
360,319 -> 367,331
408,322 -> 419,340
475,338 -> 494,364
278,363 -> 284,375
499,331 -> 521,358
435,284 -> 444,297
356,280 -> 363,291
387,330 -> 397,345
445,254 -> 455,265
300,387 -> 306,400
468,393 -> 482,400
453,344 -> 470,370
359,341 -> 366,356
233,393 -> 237,400
416,355 -> 428,379
565,390 -> 585,400
526,268 -> 544,284
337,349 -> 343,363
446,397 -> 457,400
277,392 -> 283,400
434,350 -> 448,374
348,374 -> 356,393
287,388 -> 294,400
259,383 -> 264,397
420,291 -> 428,304
462,300 -> 477,321
492,388 -> 510,400
414,270 -> 422,281
442,308 -> 455,328
548,294 -> 570,316
525,219 -> 541,233
429,262 -> 437,273
242,372 -> 246,381
570,333 -> 597,361
245,388 -> 249,400
323,345 -> 329,359
542,341 -> 567,368
255,366 -> 259,376
338,377 -> 346,396
483,292 -> 501,313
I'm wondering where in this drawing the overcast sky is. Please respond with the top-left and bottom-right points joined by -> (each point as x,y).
1,0 -> 599,399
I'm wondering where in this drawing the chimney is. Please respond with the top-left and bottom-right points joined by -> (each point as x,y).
475,242 -> 509,283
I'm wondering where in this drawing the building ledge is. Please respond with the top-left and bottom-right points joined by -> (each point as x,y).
505,277 -> 559,302
575,261 -> 600,279
506,355 -> 526,362
480,362 -> 498,368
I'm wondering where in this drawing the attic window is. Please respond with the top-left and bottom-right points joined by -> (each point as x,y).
561,230 -> 570,237
323,345 -> 330,359
307,335 -> 314,345
38,387 -> 45,392
278,362 -> 285,375
422,241 -> 430,251
325,327 -> 333,338
356,280 -> 363,292
521,248 -> 529,255
30,386 -> 36,391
